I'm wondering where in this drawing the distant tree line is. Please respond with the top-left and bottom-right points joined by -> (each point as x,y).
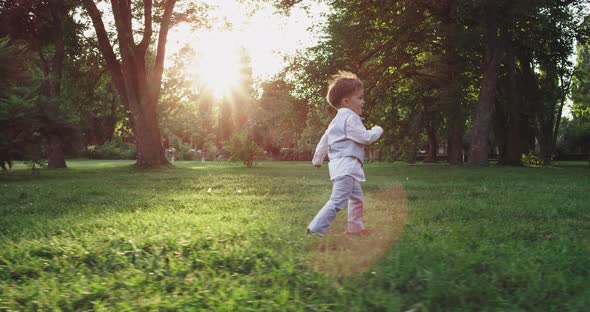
1,0 -> 589,169
262,0 -> 590,166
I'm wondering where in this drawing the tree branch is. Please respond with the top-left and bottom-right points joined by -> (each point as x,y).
81,0 -> 129,111
138,0 -> 153,53
152,0 -> 177,100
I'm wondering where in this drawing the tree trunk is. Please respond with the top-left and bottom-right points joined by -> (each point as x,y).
133,98 -> 167,167
503,120 -> 523,165
447,110 -> 464,164
45,0 -> 67,169
468,0 -> 502,166
537,131 -> 553,165
404,110 -> 422,163
551,63 -> 572,161
425,117 -> 438,162
519,52 -> 538,154
445,40 -> 464,165
47,134 -> 67,168
469,51 -> 502,165
498,47 -> 523,166
82,0 -> 176,168
493,106 -> 507,164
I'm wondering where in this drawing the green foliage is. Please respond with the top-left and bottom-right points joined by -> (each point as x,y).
0,85 -> 45,164
62,37 -> 125,147
521,151 -> 545,167
0,37 -> 27,90
86,140 -> 136,160
572,42 -> 590,120
167,134 -> 196,161
227,133 -> 261,167
0,161 -> 588,310
252,77 -> 309,159
159,44 -> 256,161
557,117 -> 590,156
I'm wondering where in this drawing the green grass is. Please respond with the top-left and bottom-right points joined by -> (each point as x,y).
1,160 -> 589,311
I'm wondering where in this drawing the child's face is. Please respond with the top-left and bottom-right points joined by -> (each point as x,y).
342,88 -> 364,116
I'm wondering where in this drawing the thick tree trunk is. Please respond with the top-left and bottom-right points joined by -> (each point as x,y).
468,0 -> 502,166
82,0 -> 175,168
133,98 -> 167,167
494,111 -> 523,166
537,131 -> 553,165
519,53 -> 538,155
498,48 -> 523,166
47,135 -> 67,168
469,50 -> 502,165
503,121 -> 523,165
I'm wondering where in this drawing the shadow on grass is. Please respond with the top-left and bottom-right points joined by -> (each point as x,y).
308,185 -> 408,276
0,162 -> 322,240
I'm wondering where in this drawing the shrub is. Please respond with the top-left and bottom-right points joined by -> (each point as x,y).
227,133 -> 261,168
177,142 -> 196,161
521,151 -> 544,167
279,147 -> 310,161
86,141 -> 136,160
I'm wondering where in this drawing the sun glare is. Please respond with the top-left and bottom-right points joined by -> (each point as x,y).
190,31 -> 242,99
165,1 -> 331,98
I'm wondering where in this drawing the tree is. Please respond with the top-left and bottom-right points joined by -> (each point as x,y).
252,76 -> 308,159
0,37 -> 25,91
81,0 -> 181,167
230,48 -> 255,129
442,0 -> 586,166
572,42 -> 590,120
0,37 -> 43,167
158,44 -> 201,149
569,41 -> 590,162
467,0 -> 504,165
0,0 -> 81,168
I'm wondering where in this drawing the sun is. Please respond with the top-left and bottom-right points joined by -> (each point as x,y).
189,31 -> 242,99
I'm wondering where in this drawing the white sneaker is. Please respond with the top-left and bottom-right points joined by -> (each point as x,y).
305,228 -> 324,237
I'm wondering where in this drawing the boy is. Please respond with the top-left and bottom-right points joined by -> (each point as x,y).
306,71 -> 383,237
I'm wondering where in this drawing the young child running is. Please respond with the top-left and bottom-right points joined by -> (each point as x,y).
306,71 -> 383,237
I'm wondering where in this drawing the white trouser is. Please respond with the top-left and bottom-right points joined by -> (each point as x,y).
307,175 -> 365,235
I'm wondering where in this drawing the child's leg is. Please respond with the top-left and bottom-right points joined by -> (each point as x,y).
347,179 -> 365,233
307,175 -> 354,235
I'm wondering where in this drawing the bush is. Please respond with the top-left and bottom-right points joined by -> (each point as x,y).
227,133 -> 261,168
86,141 -> 136,160
177,142 -> 196,161
521,151 -> 544,167
279,147 -> 310,161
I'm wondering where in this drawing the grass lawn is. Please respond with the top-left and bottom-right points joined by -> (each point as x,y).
0,160 -> 589,311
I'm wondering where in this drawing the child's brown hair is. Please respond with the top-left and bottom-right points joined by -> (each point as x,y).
326,71 -> 363,109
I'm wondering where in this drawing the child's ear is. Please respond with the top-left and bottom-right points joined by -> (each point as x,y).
341,97 -> 350,106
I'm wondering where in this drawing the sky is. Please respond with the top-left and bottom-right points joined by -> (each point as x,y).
166,1 -> 330,80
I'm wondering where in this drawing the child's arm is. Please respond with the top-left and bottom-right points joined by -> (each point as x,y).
312,132 -> 328,167
346,116 -> 383,145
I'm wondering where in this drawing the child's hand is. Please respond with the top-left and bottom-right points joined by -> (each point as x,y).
314,164 -> 321,168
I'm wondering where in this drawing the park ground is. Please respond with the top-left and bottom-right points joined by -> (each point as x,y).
0,160 -> 589,310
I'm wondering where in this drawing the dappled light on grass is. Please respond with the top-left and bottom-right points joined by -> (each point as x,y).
2,161 -> 589,310
308,185 -> 408,276
65,159 -> 135,169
